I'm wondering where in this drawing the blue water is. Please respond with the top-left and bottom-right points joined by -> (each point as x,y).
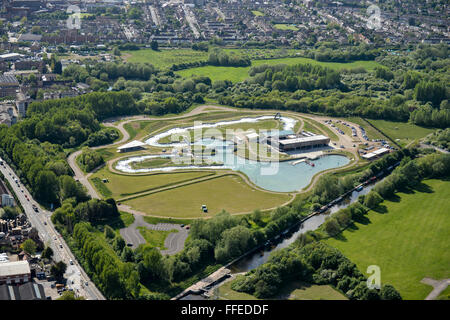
210,151 -> 349,192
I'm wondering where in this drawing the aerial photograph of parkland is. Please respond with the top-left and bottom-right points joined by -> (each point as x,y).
0,0 -> 448,304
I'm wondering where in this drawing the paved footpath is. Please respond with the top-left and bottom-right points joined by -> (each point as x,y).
119,213 -> 189,255
421,278 -> 450,300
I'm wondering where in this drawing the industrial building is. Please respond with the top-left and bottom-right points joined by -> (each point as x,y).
0,75 -> 19,98
0,282 -> 46,300
278,135 -> 331,151
1,194 -> 14,207
0,260 -> 31,285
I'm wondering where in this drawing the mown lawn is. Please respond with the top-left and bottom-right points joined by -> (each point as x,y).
274,24 -> 299,31
326,179 -> 450,300
215,280 -> 347,300
367,119 -> 435,146
176,57 -> 382,83
123,174 -> 291,218
89,167 -> 215,198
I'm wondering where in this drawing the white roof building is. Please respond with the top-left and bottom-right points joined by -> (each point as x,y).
117,140 -> 146,153
362,147 -> 390,160
246,132 -> 259,142
0,261 -> 31,285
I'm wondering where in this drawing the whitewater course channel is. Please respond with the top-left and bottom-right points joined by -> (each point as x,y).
115,116 -> 350,192
112,115 -> 399,300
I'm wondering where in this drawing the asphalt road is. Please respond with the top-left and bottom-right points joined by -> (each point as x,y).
0,161 -> 105,300
119,214 -> 188,255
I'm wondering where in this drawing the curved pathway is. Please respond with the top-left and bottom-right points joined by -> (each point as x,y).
119,214 -> 189,255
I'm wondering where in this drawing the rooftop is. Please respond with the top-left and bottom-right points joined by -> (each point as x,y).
0,75 -> 19,85
117,140 -> 146,150
279,135 -> 329,145
0,261 -> 31,278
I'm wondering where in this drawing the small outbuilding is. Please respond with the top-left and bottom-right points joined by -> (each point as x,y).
117,140 -> 146,153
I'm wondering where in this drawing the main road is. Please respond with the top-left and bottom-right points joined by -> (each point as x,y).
0,161 -> 105,300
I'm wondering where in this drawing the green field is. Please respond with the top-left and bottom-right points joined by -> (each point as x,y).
274,24 -> 299,31
123,49 -> 209,69
123,174 -> 291,218
367,119 -> 436,146
215,280 -> 347,300
252,10 -> 265,17
176,57 -> 382,83
326,179 -> 450,300
137,226 -> 178,250
89,167 -> 214,198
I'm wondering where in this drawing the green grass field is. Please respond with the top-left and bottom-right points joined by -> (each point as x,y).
252,10 -> 265,16
89,167 -> 214,198
367,119 -> 436,147
326,179 -> 450,300
176,57 -> 381,83
123,174 -> 291,218
123,49 -> 209,69
274,24 -> 299,31
137,227 -> 178,250
215,280 -> 347,300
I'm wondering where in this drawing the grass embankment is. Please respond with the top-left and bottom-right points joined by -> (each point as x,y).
367,119 -> 436,147
215,280 -> 347,300
123,174 -> 291,218
89,167 -> 214,198
326,179 -> 450,300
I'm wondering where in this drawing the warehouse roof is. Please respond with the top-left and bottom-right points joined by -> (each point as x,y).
279,135 -> 329,145
0,75 -> 19,85
0,261 -> 31,278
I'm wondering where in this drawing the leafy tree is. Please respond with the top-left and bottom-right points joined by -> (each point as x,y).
324,218 -> 340,236
51,261 -> 67,280
214,226 -> 255,262
21,239 -> 37,256
364,191 -> 383,209
151,40 -> 158,51
57,291 -> 85,300
380,284 -> 402,300
0,206 -> 20,220
41,246 -> 54,260
104,225 -> 116,240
